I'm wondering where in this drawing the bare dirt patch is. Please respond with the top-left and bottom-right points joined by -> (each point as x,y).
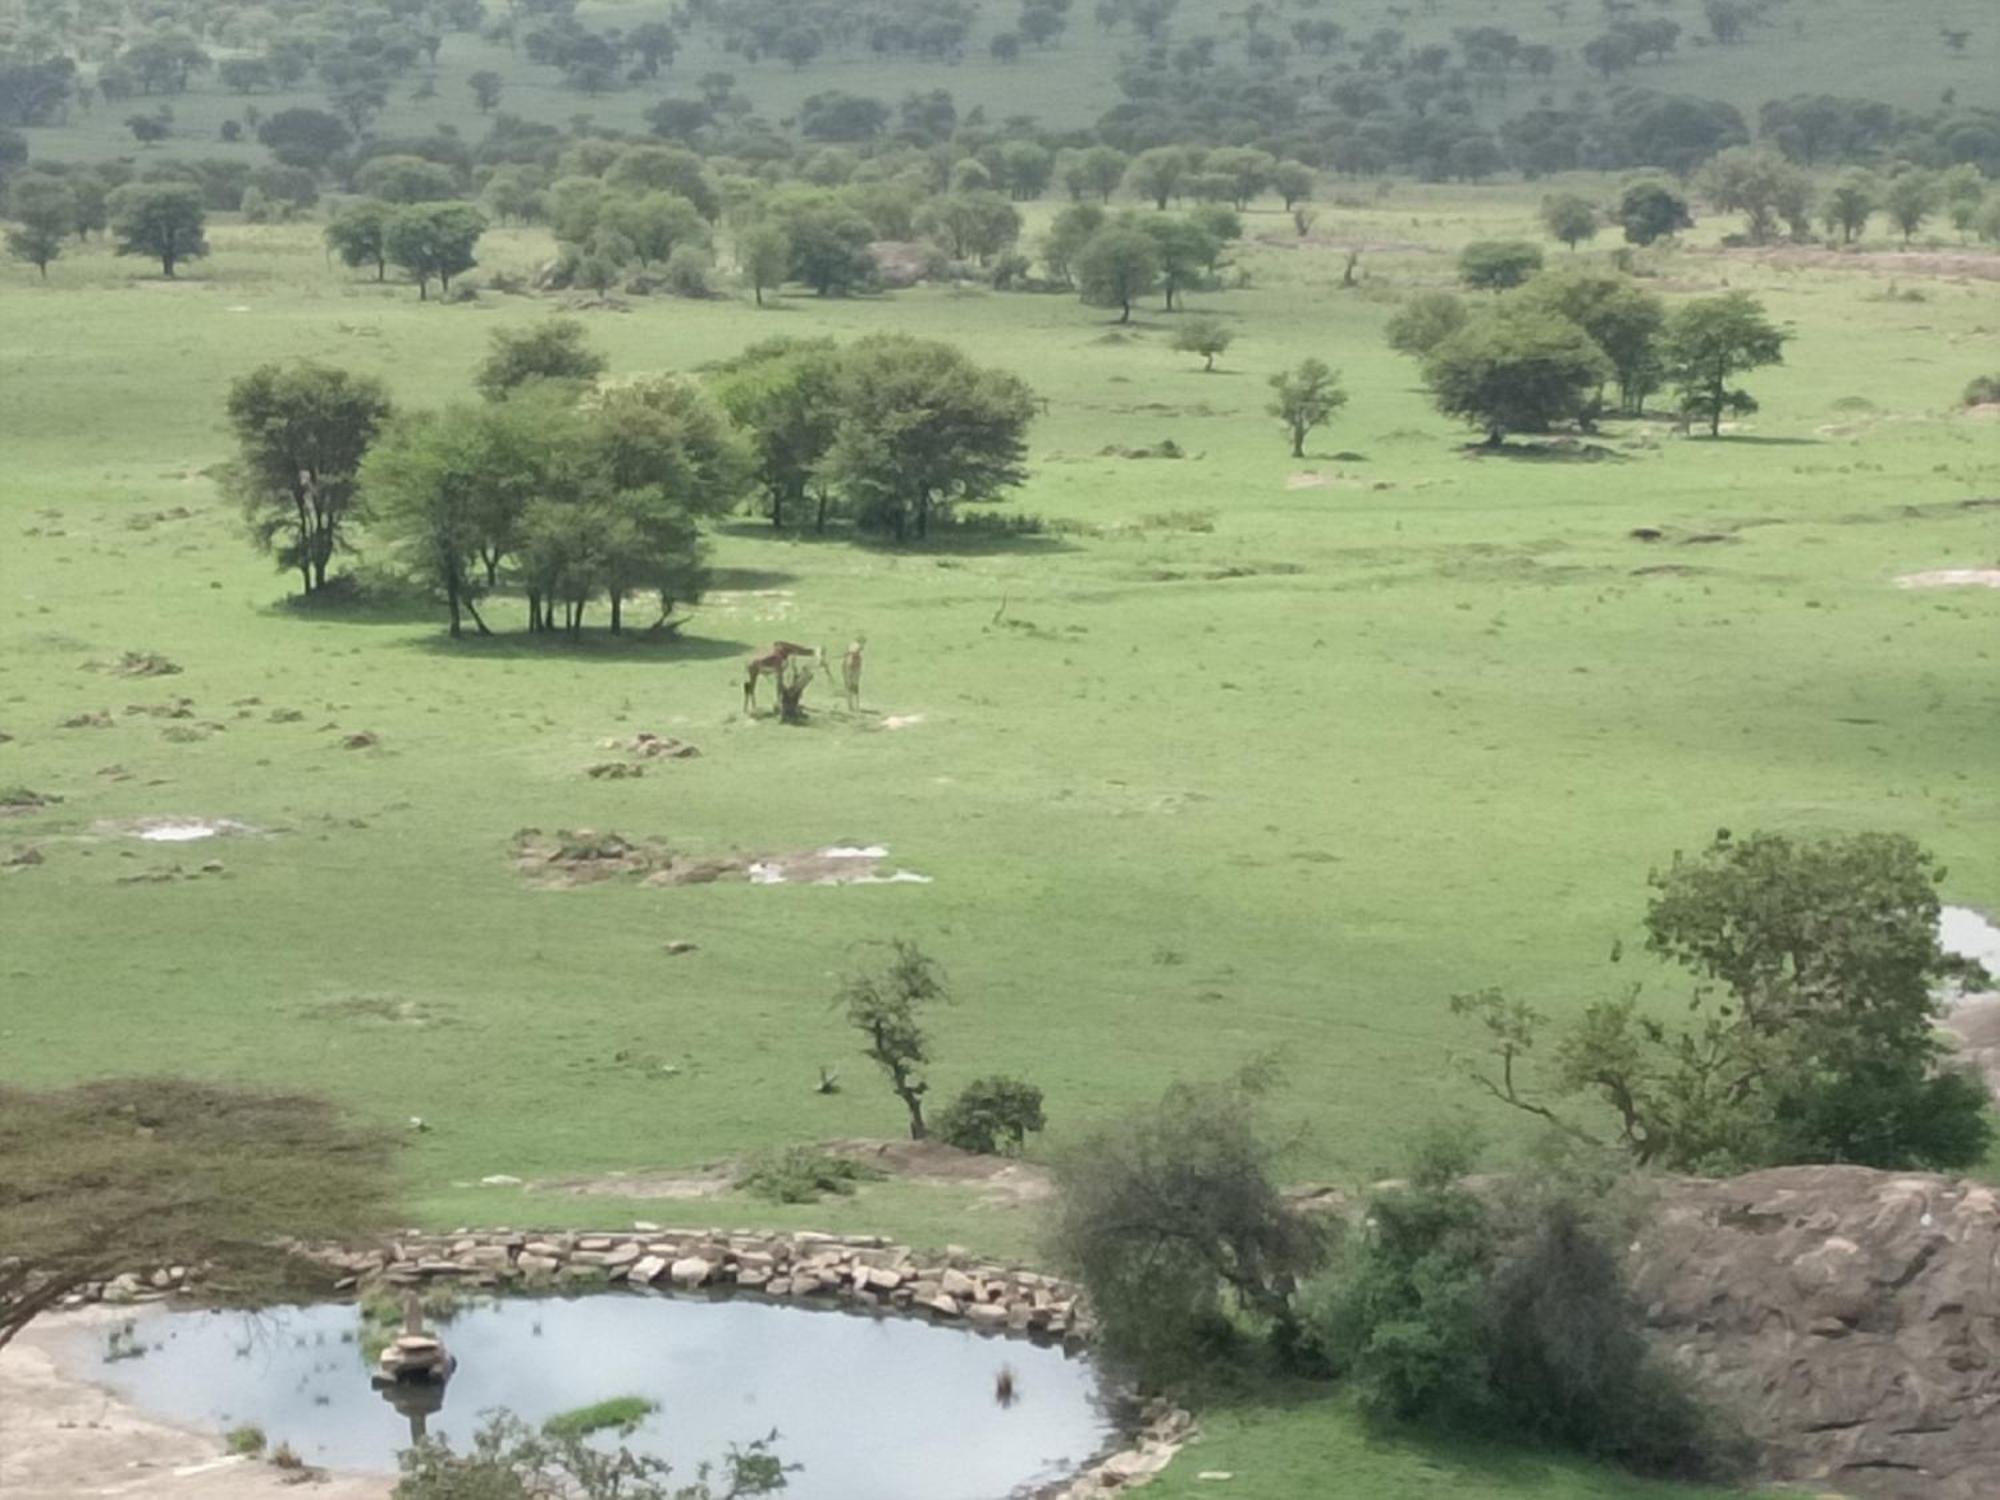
1708,244 -> 2000,282
509,830 -> 931,889
1,1308 -> 386,1500
1898,568 -> 2000,589
602,732 -> 700,760
538,1138 -> 1052,1209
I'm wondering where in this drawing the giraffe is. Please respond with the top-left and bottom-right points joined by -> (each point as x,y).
840,637 -> 865,712
743,641 -> 823,714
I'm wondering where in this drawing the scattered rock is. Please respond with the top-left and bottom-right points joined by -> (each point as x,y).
602,733 -> 700,760
341,732 -> 379,750
0,787 -> 60,814
103,651 -> 181,678
60,710 -> 114,729
663,941 -> 697,955
669,1256 -> 712,1289
587,762 -> 645,779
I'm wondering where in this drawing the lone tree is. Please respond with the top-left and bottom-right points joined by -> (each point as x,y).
324,199 -> 394,281
0,1078 -> 396,1351
108,181 -> 206,276
838,940 -> 949,1140
1048,1074 -> 1325,1385
1822,172 -> 1877,244
1540,192 -> 1599,250
226,361 -> 393,595
737,221 -> 790,305
1423,307 -> 1612,446
1617,181 -> 1693,246
467,69 -> 503,112
1458,239 -> 1545,291
1662,292 -> 1787,437
475,318 -> 606,401
820,335 -> 1035,541
1452,830 -> 1991,1174
1074,225 -> 1159,323
1881,169 -> 1939,244
1268,358 -> 1348,457
1172,315 -> 1234,371
4,171 -> 75,278
384,201 -> 486,299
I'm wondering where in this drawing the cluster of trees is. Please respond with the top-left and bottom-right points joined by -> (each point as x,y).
1453,830 -> 1992,1174
712,334 -> 1035,539
221,321 -> 1035,628
1389,258 -> 1788,443
1051,827 -> 1983,1479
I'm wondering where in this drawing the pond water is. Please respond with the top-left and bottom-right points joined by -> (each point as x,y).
73,1293 -> 1115,1500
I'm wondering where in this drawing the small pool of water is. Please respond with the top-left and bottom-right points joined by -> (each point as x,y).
72,1293 -> 1114,1500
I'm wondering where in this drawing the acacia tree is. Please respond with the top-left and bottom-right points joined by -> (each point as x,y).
1821,172 -> 1876,243
384,201 -> 486,298
1516,270 -> 1668,415
737,221 -> 790,305
108,181 -> 206,275
1540,192 -> 1599,250
1617,181 -> 1693,246
1268,358 -> 1348,457
226,361 -> 393,595
0,1078 -> 395,1351
1423,308 -> 1611,445
474,317 -> 606,400
1452,830 -> 1991,1173
710,337 -> 843,529
1662,292 -> 1787,437
1458,239 -> 1544,291
1074,225 -> 1158,322
1881,169 -> 1939,244
1172,315 -> 1234,371
4,171 -> 74,277
324,198 -> 394,280
820,335 -> 1035,541
837,940 -> 949,1140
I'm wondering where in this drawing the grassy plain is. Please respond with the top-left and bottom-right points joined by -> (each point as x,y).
2,183 -> 1997,1498
21,0 -> 2000,162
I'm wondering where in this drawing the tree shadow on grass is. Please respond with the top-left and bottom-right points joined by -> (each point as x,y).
1460,441 -> 1630,463
712,518 -> 1080,558
397,627 -> 750,663
1689,434 -> 1825,447
258,580 -> 439,628
708,564 -> 801,592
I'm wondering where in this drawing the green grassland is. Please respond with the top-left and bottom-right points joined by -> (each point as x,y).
2,181 -> 1995,1498
21,0 -> 2000,164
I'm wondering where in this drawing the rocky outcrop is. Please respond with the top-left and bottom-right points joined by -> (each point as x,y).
1637,1167 -> 2000,1500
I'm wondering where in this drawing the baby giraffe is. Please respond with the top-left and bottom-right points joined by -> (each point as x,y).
840,638 -> 866,712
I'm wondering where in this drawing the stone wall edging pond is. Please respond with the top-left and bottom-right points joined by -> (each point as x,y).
75,1226 -> 1191,1500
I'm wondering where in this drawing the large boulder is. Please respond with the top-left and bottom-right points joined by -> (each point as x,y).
1636,1166 -> 2000,1499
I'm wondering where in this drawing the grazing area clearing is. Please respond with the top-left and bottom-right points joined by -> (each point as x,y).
5,0 -> 2000,1489
5,197 -> 1997,1246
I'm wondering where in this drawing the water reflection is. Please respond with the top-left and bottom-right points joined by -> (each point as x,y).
74,1292 -> 1113,1500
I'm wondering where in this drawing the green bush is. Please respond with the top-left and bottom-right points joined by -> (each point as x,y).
734,1146 -> 882,1204
1302,1135 -> 1741,1481
935,1075 -> 1046,1155
1966,374 -> 2000,406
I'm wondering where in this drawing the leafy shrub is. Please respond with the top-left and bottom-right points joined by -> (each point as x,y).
664,244 -> 712,298
395,1413 -> 789,1500
1048,1075 -> 1325,1387
1302,1135 -> 1740,1481
1966,374 -> 2000,406
735,1146 -> 882,1204
935,1076 -> 1046,1155
1385,291 -> 1468,358
225,1425 -> 266,1456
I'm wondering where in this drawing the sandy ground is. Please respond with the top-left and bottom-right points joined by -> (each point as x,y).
0,1308 -> 389,1500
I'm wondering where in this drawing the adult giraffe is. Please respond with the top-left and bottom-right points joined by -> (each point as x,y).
743,641 -> 824,714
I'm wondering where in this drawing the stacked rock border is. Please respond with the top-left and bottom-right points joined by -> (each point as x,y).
76,1226 -> 1193,1498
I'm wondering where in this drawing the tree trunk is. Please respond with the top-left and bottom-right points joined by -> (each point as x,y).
609,592 -> 622,634
897,1086 -> 928,1140
463,594 -> 492,636
1118,299 -> 1131,324
1291,427 -> 1305,459
161,250 -> 175,277
753,283 -> 763,307
445,579 -> 462,638
815,489 -> 831,533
